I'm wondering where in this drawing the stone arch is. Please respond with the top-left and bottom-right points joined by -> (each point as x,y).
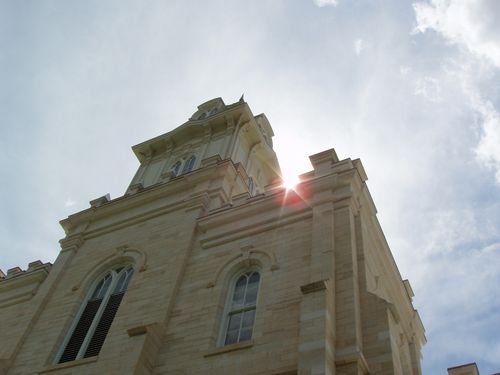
206,245 -> 279,288
71,245 -> 147,293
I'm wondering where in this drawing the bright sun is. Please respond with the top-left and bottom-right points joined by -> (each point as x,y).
282,175 -> 299,190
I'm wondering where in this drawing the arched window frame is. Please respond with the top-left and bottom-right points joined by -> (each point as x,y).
170,155 -> 196,178
218,268 -> 261,346
171,160 -> 182,177
55,265 -> 134,363
181,155 -> 196,174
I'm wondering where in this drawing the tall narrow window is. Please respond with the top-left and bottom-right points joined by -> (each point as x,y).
181,155 -> 196,174
247,177 -> 254,195
222,271 -> 260,346
57,266 -> 134,363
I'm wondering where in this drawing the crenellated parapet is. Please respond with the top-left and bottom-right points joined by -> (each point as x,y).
0,260 -> 52,308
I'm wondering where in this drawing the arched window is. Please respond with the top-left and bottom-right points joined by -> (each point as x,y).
221,271 -> 260,346
57,266 -> 134,363
171,161 -> 182,177
181,155 -> 196,174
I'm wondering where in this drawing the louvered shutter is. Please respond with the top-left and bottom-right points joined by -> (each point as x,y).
58,298 -> 102,363
83,292 -> 125,358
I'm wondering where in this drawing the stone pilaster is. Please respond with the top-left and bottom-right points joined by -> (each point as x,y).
298,280 -> 335,375
334,206 -> 365,375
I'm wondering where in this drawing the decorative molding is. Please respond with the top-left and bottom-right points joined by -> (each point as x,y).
115,245 -> 148,272
72,245 -> 147,292
126,182 -> 144,196
206,245 -> 279,288
206,253 -> 242,288
59,235 -> 85,253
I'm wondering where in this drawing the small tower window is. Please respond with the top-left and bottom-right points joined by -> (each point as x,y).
171,161 -> 182,177
248,177 -> 255,195
222,271 -> 260,345
181,155 -> 196,174
57,266 -> 134,363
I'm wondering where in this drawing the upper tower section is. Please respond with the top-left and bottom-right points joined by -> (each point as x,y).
127,97 -> 281,195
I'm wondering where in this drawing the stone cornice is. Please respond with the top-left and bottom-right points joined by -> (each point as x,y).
198,187 -> 310,232
59,159 -> 239,238
132,101 -> 248,162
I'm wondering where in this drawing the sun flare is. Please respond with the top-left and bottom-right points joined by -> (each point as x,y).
282,175 -> 300,190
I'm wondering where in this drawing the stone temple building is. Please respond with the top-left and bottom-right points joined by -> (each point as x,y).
0,98 -> 426,375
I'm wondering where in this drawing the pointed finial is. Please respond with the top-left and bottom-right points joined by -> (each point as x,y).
239,93 -> 244,102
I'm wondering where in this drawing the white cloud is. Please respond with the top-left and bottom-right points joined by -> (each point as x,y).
471,96 -> 500,183
419,240 -> 500,364
64,198 -> 76,207
313,0 -> 339,7
413,0 -> 500,68
413,0 -> 500,184
422,209 -> 479,254
399,65 -> 411,75
414,76 -> 441,102
354,38 -> 365,56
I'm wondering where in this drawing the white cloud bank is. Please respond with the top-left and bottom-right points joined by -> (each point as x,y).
413,0 -> 500,68
414,76 -> 441,102
413,0 -> 500,183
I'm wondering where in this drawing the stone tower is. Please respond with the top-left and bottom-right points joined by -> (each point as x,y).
0,98 -> 425,375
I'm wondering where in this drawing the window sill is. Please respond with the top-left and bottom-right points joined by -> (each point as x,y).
39,356 -> 98,373
204,340 -> 254,357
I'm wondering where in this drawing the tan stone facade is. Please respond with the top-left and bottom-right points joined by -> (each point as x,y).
0,98 -> 425,375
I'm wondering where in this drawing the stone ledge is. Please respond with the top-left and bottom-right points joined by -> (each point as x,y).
300,280 -> 327,294
126,322 -> 162,337
203,340 -> 254,357
38,356 -> 98,373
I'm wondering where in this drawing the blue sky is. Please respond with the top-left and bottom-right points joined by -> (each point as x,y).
1,0 -> 499,373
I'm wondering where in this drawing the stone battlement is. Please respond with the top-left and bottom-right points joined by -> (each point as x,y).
0,260 -> 52,282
